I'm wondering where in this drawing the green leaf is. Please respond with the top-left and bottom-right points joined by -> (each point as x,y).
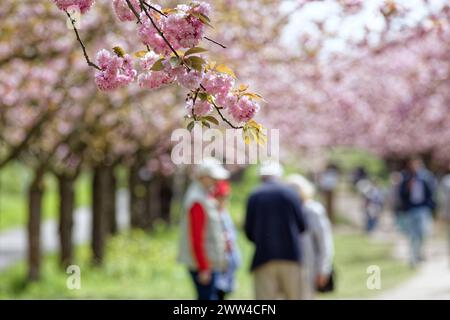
203,116 -> 219,126
242,130 -> 251,145
186,56 -> 206,72
113,46 -> 126,58
190,12 -> 214,28
242,92 -> 265,101
185,47 -> 208,57
198,92 -> 208,101
239,84 -> 249,91
134,50 -> 148,58
201,120 -> 211,128
187,121 -> 195,132
151,58 -> 165,71
215,64 -> 237,78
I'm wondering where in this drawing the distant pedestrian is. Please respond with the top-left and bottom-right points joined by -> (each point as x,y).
388,171 -> 408,235
319,164 -> 340,224
357,178 -> 384,233
439,168 -> 450,265
351,166 -> 368,188
399,158 -> 437,268
178,157 -> 230,300
245,161 -> 308,299
286,174 -> 334,299
212,180 -> 241,300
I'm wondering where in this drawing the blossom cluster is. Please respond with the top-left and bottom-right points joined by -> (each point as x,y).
112,0 -> 140,22
94,49 -> 137,91
135,51 -> 260,123
137,2 -> 211,55
53,0 -> 95,14
53,0 -> 262,127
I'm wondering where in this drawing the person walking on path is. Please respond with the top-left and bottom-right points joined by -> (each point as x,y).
318,163 -> 340,224
212,180 -> 241,300
286,174 -> 334,299
439,168 -> 450,265
245,161 -> 308,299
389,171 -> 408,235
177,158 -> 230,300
399,158 -> 437,268
357,178 -> 384,233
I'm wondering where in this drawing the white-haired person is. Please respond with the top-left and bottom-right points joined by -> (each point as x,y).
286,174 -> 334,299
178,157 -> 230,300
245,161 -> 308,300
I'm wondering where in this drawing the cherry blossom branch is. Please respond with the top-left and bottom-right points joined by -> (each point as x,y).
141,2 -> 228,50
61,1 -> 250,131
125,0 -> 142,22
211,100 -> 243,130
191,89 -> 200,120
65,10 -> 101,70
138,0 -> 181,60
142,1 -> 167,17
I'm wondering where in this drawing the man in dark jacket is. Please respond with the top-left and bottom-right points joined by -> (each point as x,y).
399,157 -> 436,268
245,161 -> 307,299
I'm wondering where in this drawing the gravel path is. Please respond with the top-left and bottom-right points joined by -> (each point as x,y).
0,191 -> 129,271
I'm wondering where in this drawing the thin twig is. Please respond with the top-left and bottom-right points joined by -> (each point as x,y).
204,37 -> 227,49
139,0 -> 180,59
191,89 -> 200,120
143,1 -> 168,17
124,0 -> 151,51
65,10 -> 101,70
212,101 -> 243,130
125,0 -> 142,22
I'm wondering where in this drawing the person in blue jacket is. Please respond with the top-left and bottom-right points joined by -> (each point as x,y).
399,158 -> 436,268
245,160 -> 307,299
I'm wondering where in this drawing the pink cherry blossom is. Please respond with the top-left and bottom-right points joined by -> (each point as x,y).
94,49 -> 137,91
190,1 -> 212,17
139,51 -> 160,70
177,69 -> 204,90
137,11 -> 171,55
138,71 -> 175,89
163,12 -> 203,49
112,0 -> 140,22
201,71 -> 235,105
228,96 -> 260,123
186,99 -> 213,117
137,2 -> 211,53
53,0 -> 95,14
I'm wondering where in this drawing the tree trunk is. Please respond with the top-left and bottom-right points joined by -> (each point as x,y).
58,174 -> 75,269
128,163 -> 146,229
106,166 -> 117,235
27,169 -> 44,281
91,166 -> 110,265
160,175 -> 173,224
145,174 -> 161,230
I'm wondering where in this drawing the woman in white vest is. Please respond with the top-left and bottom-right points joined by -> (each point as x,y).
178,157 -> 230,300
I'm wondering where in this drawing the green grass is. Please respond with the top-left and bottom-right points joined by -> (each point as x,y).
0,163 -> 414,299
0,163 -> 91,231
321,234 -> 415,299
328,147 -> 388,179
0,228 -> 413,299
